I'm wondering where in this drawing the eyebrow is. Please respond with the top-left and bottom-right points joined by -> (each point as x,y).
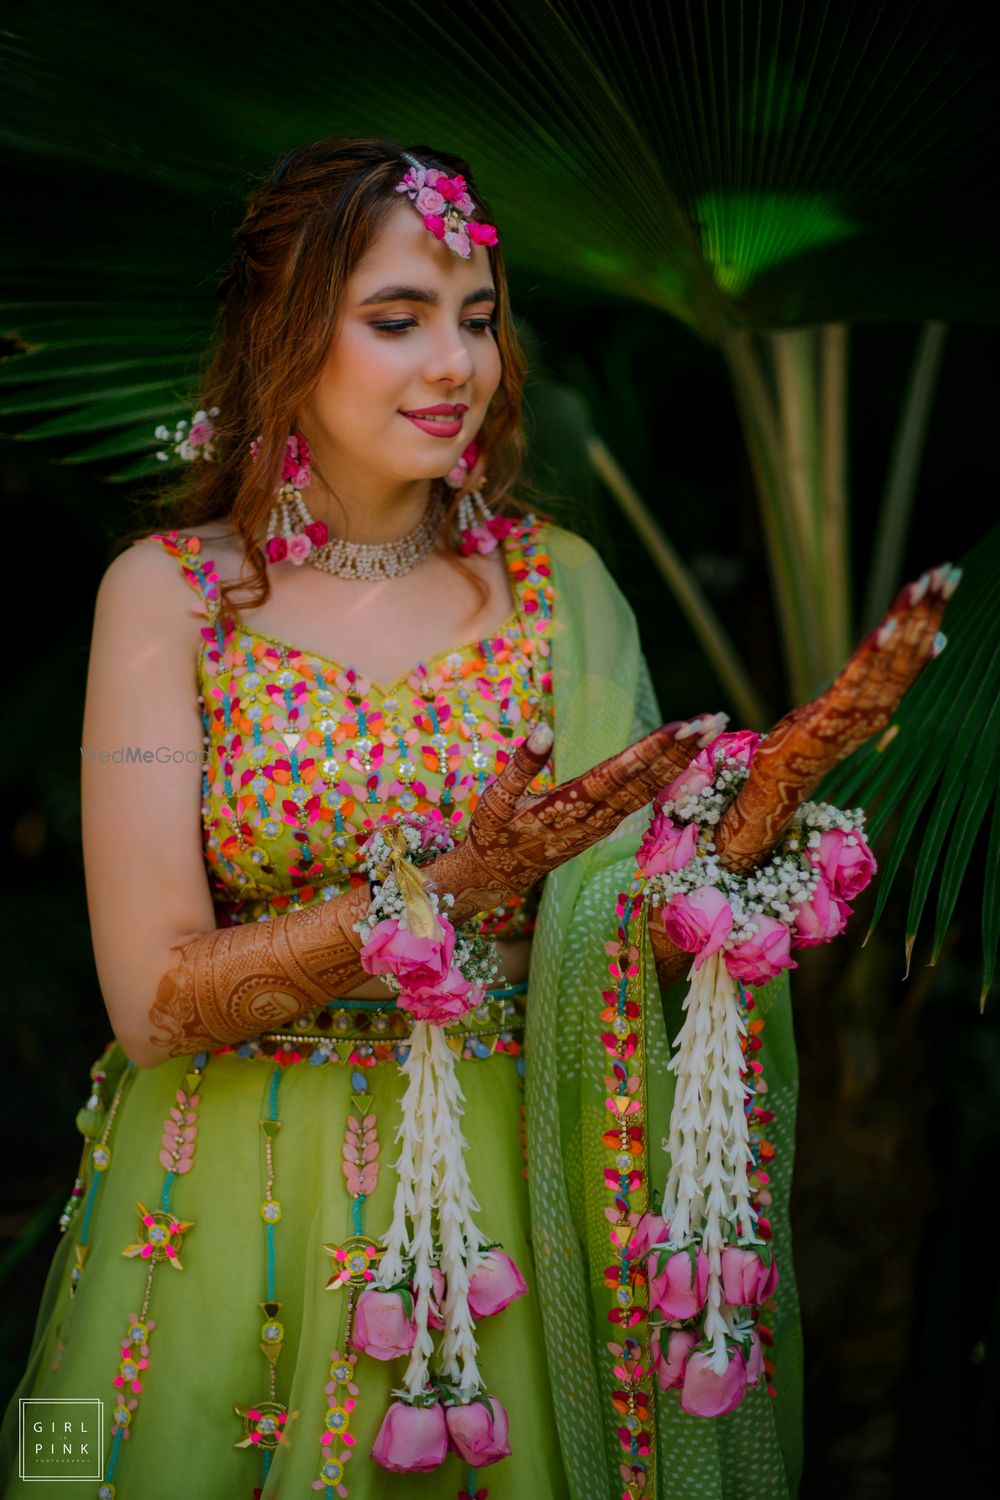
358,283 -> 497,308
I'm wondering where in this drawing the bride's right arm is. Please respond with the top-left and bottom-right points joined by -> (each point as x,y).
80,543 -> 373,1070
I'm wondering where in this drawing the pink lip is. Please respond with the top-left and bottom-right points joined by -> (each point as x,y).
402,403 -> 468,416
401,412 -> 464,438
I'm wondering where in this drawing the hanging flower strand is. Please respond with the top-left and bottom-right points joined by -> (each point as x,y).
608,727 -> 876,1419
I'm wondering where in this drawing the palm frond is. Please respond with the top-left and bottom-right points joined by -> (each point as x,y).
815,523 -> 1000,1002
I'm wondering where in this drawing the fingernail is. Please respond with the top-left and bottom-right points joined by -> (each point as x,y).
527,723 -> 554,753
931,631 -> 947,657
876,617 -> 898,647
909,573 -> 930,604
943,565 -> 962,599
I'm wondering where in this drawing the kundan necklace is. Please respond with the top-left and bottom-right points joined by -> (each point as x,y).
265,484 -> 448,581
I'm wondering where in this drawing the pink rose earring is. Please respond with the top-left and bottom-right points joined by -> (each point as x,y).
445,439 -> 512,556
248,431 -> 329,564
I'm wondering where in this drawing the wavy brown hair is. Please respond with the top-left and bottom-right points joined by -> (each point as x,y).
118,134 -> 549,616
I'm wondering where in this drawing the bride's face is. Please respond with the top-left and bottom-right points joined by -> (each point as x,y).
302,199 -> 502,484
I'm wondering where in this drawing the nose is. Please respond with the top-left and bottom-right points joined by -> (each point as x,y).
420,325 -> 476,388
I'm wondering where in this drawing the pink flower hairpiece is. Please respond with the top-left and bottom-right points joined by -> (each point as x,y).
395,154 -> 499,260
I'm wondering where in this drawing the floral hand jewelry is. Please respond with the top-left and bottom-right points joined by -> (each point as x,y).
395,153 -> 498,261
600,728 -> 876,1436
348,813 -> 522,1474
353,814 -> 501,1022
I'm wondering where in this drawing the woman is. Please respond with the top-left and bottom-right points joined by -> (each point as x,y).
0,137 -> 948,1500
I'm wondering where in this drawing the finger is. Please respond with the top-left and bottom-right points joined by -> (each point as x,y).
472,722 -> 554,838
578,713 -> 729,811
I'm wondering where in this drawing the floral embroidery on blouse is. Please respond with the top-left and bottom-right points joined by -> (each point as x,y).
139,516 -> 556,940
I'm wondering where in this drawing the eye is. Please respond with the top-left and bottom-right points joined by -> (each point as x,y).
371,318 -> 498,336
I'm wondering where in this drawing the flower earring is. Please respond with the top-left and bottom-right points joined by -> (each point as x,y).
445,439 -> 512,556
249,431 -> 329,564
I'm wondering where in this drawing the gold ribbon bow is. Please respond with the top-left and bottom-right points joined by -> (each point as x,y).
380,823 -> 440,940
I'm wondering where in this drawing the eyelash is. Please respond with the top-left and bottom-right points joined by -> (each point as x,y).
371,318 -> 498,337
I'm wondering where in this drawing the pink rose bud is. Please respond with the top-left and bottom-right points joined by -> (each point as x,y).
350,1288 -> 417,1361
626,1211 -> 669,1263
304,520 -> 328,546
661,886 -> 735,966
403,966 -> 478,1026
648,1245 -> 710,1321
415,186 -> 447,215
680,1345 -> 749,1417
745,1328 -> 765,1386
638,812 -> 698,876
724,915 -> 797,988
423,213 -> 446,240
705,728 -> 760,769
360,916 -> 455,987
287,533 -> 312,565
467,221 -> 499,246
792,876 -> 851,948
660,748 -> 714,805
806,828 -> 877,902
371,1398 -> 449,1473
265,536 -> 288,563
651,1326 -> 699,1390
467,1250 -> 528,1318
720,1246 -> 780,1306
428,1267 -> 446,1331
445,1395 -> 512,1467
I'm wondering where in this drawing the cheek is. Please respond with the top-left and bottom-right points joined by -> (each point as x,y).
315,329 -> 408,410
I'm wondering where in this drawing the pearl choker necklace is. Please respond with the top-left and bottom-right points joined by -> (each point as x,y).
266,490 -> 448,580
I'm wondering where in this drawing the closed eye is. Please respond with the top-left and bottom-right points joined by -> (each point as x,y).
372,318 -> 498,336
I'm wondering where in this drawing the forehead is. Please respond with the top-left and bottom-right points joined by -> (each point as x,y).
348,198 -> 494,300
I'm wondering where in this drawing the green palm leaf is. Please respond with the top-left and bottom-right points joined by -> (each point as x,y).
815,523 -> 1000,1003
2,0 -> 996,991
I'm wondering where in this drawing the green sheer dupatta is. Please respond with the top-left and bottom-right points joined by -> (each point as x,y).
525,524 -> 803,1500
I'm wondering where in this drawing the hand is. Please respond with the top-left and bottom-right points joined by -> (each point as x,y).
649,561 -> 960,985
430,712 -> 730,925
715,561 -> 958,874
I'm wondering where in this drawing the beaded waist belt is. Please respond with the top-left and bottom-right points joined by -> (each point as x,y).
218,982 -> 529,1068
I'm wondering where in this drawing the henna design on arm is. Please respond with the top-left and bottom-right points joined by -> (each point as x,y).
649,564 -> 959,985
146,884 -> 371,1062
431,714 -> 730,925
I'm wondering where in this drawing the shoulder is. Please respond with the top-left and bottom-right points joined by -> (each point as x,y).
117,522 -> 245,618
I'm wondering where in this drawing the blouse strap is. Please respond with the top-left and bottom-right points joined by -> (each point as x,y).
136,530 -> 222,624
504,512 -> 554,638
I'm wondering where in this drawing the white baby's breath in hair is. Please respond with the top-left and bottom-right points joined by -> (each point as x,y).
153,407 -> 220,463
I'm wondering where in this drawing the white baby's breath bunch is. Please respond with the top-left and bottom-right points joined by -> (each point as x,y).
153,406 -> 221,463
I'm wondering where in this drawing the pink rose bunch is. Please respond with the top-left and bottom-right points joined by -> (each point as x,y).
395,165 -> 498,260
457,515 -> 515,557
371,1393 -> 512,1473
359,915 -> 479,1026
791,828 -> 877,950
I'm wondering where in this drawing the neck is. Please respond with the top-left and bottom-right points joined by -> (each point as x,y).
303,469 -> 435,543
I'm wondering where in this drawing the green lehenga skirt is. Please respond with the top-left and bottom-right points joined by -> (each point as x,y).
0,985 -> 569,1500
